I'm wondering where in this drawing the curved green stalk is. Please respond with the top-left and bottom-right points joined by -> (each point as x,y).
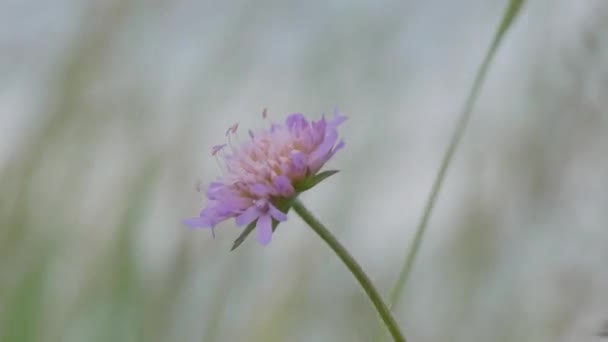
292,199 -> 406,342
381,0 -> 527,338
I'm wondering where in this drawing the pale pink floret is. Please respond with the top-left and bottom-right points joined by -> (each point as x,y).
184,111 -> 346,245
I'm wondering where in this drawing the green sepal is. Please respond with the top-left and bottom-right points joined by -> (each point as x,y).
293,170 -> 339,193
271,197 -> 295,232
230,221 -> 256,251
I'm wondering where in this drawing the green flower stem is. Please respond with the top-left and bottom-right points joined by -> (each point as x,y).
292,199 -> 406,342
382,1 -> 527,338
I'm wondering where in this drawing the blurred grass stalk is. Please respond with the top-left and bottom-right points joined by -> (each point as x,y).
379,0 -> 527,340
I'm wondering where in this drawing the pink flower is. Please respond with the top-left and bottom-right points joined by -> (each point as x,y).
184,111 -> 346,246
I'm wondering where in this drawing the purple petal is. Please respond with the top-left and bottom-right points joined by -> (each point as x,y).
270,123 -> 281,133
235,206 -> 260,226
311,116 -> 327,145
221,195 -> 253,211
206,182 -> 226,200
308,130 -> 338,172
290,151 -> 308,175
311,129 -> 337,160
256,214 -> 273,245
273,176 -> 294,197
250,183 -> 271,197
206,189 -> 252,215
183,216 -> 213,228
286,113 -> 309,133
199,206 -> 230,225
268,204 -> 287,222
328,140 -> 345,159
329,110 -> 347,127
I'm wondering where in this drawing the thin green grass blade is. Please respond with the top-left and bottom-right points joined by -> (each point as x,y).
380,1 -> 527,339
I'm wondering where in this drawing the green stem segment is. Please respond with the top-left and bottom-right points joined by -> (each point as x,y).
292,199 -> 406,342
385,0 -> 527,328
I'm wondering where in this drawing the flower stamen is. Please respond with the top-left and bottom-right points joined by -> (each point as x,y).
225,123 -> 239,152
211,144 -> 228,173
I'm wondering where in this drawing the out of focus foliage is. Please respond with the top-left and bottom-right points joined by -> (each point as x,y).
1,1 -> 607,341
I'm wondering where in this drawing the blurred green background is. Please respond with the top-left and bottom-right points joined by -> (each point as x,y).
1,0 -> 608,341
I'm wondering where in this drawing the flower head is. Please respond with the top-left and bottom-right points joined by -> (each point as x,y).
184,110 -> 346,246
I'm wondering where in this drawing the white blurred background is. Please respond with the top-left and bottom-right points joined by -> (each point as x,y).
1,0 -> 608,341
